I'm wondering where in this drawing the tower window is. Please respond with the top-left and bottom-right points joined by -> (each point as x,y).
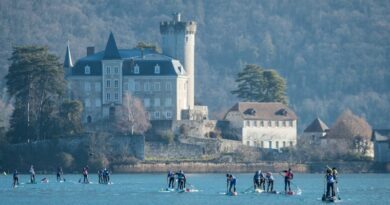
154,111 -> 160,119
114,92 -> 118,100
154,64 -> 160,74
106,80 -> 110,88
106,66 -> 111,74
84,65 -> 90,74
114,80 -> 119,88
134,64 -> 140,74
114,67 -> 119,74
106,93 -> 111,101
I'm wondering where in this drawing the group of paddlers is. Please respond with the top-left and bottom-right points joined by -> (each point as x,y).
166,170 -> 187,190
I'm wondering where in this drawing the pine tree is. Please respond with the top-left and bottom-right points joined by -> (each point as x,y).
5,46 -> 66,142
231,64 -> 288,104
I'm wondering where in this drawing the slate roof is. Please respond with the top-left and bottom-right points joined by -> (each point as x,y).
226,102 -> 297,120
64,44 -> 73,68
304,118 -> 329,133
71,49 -> 183,76
103,32 -> 121,60
371,129 -> 390,142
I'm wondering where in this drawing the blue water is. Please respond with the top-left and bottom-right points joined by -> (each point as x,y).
0,173 -> 389,205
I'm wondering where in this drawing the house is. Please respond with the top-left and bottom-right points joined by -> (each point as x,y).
371,129 -> 390,162
64,13 -> 207,123
301,118 -> 329,145
224,102 -> 297,149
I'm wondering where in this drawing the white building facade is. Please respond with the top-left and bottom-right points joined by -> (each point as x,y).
224,102 -> 298,149
64,13 -> 200,123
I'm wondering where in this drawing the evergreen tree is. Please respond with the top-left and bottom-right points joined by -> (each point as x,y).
231,64 -> 288,104
5,46 -> 66,143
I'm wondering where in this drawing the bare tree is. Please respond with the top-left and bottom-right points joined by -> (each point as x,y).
115,93 -> 150,135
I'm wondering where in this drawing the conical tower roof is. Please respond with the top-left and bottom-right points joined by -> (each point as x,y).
103,32 -> 121,60
64,42 -> 73,67
304,118 -> 329,132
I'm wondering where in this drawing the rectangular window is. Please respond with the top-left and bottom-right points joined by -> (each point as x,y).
114,80 -> 119,88
268,120 -> 272,127
95,82 -> 101,92
106,80 -> 110,88
114,67 -> 119,74
290,141 -> 293,147
269,141 -> 272,149
154,82 -> 160,91
128,81 -> 135,91
245,120 -> 250,127
106,93 -> 110,101
254,121 -> 257,127
144,82 -> 149,91
84,82 -> 91,91
276,141 -> 279,149
283,121 -> 287,127
85,99 -> 91,107
95,99 -> 101,107
290,120 -> 294,127
114,93 -> 118,100
144,98 -> 150,107
283,141 -> 286,147
154,111 -> 160,119
260,121 -> 264,127
166,82 -> 172,91
260,141 -> 264,148
165,98 -> 172,107
276,121 -> 280,127
106,66 -> 110,74
166,111 -> 172,119
135,82 -> 140,91
154,98 -> 160,107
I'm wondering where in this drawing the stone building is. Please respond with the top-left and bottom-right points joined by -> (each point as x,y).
301,118 -> 329,145
224,102 -> 297,149
371,129 -> 390,162
64,13 -> 207,123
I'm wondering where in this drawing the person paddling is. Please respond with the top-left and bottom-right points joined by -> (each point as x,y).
228,174 -> 237,194
29,165 -> 36,183
325,168 -> 336,199
13,170 -> 19,187
56,167 -> 63,182
167,170 -> 175,189
282,168 -> 293,193
82,166 -> 89,184
253,170 -> 261,190
176,170 -> 186,190
266,172 -> 274,192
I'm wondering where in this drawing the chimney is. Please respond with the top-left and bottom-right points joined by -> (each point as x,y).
87,46 -> 95,56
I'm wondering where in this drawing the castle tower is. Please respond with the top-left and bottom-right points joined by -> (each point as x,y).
64,41 -> 73,78
160,12 -> 197,109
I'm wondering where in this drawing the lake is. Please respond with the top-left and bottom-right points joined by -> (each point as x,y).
0,173 -> 389,205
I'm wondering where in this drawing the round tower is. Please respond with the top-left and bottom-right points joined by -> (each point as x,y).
160,12 -> 197,109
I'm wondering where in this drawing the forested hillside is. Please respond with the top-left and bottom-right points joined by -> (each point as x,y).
0,0 -> 389,131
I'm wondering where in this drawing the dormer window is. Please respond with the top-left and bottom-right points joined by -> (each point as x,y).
134,64 -> 140,74
154,64 -> 160,74
84,65 -> 90,74
244,108 -> 256,116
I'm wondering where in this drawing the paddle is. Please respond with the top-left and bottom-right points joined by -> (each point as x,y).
242,185 -> 254,193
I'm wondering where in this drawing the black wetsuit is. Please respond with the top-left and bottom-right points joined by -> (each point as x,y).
176,172 -> 186,190
167,172 -> 175,188
284,170 -> 293,192
253,172 -> 261,189
13,171 -> 19,186
326,173 -> 336,197
57,167 -> 63,181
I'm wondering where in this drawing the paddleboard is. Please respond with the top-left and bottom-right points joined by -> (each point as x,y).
226,192 -> 238,196
322,196 -> 339,203
255,189 -> 264,193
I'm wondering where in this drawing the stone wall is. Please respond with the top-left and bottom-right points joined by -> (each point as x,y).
173,120 -> 228,138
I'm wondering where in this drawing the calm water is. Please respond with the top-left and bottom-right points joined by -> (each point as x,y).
0,173 -> 389,205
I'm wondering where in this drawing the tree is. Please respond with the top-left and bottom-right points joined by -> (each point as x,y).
5,46 -> 66,142
115,93 -> 150,135
231,64 -> 288,104
326,110 -> 373,158
59,100 -> 83,135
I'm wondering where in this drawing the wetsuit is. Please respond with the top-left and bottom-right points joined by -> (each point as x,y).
176,172 -> 186,190
57,167 -> 63,181
98,170 -> 102,184
167,171 -> 175,188
13,171 -> 19,187
284,170 -> 293,192
259,172 -> 266,190
266,172 -> 274,192
229,175 -> 236,193
103,169 -> 110,183
326,172 -> 335,197
29,166 -> 36,183
253,172 -> 261,189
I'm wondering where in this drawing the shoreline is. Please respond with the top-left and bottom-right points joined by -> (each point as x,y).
112,161 -> 390,174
